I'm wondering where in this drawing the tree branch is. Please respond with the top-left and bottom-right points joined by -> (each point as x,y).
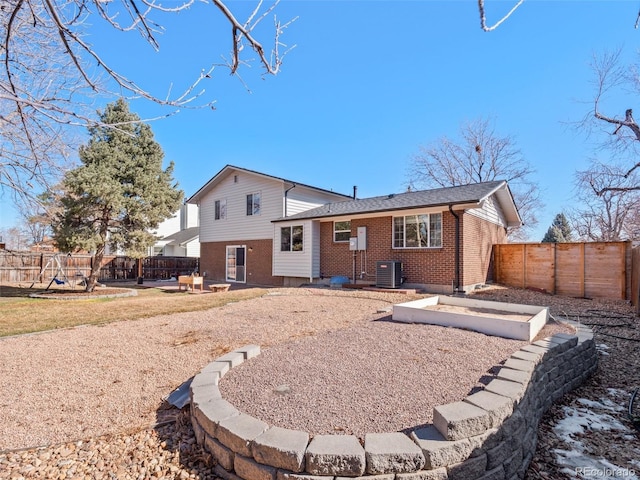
478,0 -> 525,32
594,108 -> 640,142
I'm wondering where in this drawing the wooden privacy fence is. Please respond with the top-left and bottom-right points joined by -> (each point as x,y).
632,245 -> 640,314
0,252 -> 199,284
493,241 -> 632,301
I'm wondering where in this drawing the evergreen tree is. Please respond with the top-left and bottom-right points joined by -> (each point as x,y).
53,99 -> 183,291
542,213 -> 573,243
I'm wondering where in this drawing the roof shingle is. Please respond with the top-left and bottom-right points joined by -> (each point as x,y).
274,180 -> 510,222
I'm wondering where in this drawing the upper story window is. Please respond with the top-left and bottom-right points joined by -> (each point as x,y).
393,213 -> 442,248
214,199 -> 227,220
281,225 -> 303,252
334,221 -> 351,242
246,192 -> 261,216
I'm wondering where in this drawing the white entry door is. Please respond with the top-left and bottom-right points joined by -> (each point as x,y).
226,246 -> 246,283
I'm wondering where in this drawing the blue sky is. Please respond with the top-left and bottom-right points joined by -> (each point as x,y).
3,1 -> 640,241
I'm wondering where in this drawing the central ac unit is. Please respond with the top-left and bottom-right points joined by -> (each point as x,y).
376,261 -> 402,288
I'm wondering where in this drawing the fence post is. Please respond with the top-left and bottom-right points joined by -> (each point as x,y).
137,258 -> 143,284
631,245 -> 639,315
493,244 -> 500,285
38,253 -> 44,283
579,243 -> 585,298
521,244 -> 526,289
552,243 -> 557,295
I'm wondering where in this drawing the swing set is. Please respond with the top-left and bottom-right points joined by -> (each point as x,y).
29,253 -> 87,290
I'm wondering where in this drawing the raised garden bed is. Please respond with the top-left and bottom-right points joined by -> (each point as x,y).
392,295 -> 549,341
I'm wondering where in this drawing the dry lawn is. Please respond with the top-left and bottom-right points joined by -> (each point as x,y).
0,283 -> 268,337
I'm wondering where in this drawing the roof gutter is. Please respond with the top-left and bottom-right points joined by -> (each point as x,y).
271,200 -> 483,223
448,205 -> 461,293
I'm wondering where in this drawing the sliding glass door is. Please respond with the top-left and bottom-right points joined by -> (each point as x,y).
226,245 -> 246,283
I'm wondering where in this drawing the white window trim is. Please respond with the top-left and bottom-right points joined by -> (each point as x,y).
280,225 -> 304,252
246,192 -> 261,216
333,220 -> 351,243
392,212 -> 443,249
214,198 -> 227,220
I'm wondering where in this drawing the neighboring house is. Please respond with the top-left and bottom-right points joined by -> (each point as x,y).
187,165 -> 353,285
148,203 -> 200,257
189,165 -> 522,293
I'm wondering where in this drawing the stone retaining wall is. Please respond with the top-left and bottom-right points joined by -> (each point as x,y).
190,319 -> 596,480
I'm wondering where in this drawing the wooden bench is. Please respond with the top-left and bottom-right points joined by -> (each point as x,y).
209,284 -> 231,293
178,275 -> 204,292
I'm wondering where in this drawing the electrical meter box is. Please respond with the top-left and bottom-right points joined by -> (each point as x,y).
349,227 -> 367,251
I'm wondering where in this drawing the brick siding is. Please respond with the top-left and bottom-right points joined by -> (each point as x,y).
320,214 -> 457,287
461,213 -> 508,286
320,212 -> 507,290
200,240 -> 284,286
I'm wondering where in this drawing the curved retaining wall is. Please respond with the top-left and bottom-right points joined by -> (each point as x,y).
190,319 -> 596,480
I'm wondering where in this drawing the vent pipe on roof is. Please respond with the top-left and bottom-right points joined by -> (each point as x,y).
353,186 -> 357,199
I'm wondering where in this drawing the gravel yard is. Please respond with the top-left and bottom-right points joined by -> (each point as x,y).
219,320 -> 553,437
0,285 -> 638,479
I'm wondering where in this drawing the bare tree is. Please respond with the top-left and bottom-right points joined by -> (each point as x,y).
569,159 -> 640,241
407,117 -> 542,240
1,0 -> 614,215
582,50 -> 640,195
1,0 -> 295,205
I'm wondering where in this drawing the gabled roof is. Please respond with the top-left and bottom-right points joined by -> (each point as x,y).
187,165 -> 353,204
273,180 -> 522,227
161,226 -> 199,246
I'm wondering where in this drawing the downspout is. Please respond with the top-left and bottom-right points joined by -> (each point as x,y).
284,183 -> 296,217
448,205 -> 460,293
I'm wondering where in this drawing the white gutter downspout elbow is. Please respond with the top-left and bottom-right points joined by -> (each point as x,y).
284,184 -> 296,217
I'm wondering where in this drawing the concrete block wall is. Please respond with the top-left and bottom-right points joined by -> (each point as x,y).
190,319 -> 596,480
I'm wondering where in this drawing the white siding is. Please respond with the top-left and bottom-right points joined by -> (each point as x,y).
311,221 -> 321,278
185,239 -> 200,258
181,204 -> 199,229
466,195 -> 507,227
285,187 -> 350,217
272,220 -> 314,278
163,244 -> 183,256
199,173 -> 284,242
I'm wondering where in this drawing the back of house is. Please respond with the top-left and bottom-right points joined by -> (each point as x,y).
188,165 -> 521,293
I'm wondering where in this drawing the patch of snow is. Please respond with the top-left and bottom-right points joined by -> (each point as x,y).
555,405 -> 626,438
607,388 -> 627,397
577,397 -> 625,413
553,394 -> 638,479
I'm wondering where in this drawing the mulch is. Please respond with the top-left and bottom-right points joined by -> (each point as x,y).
471,286 -> 640,479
